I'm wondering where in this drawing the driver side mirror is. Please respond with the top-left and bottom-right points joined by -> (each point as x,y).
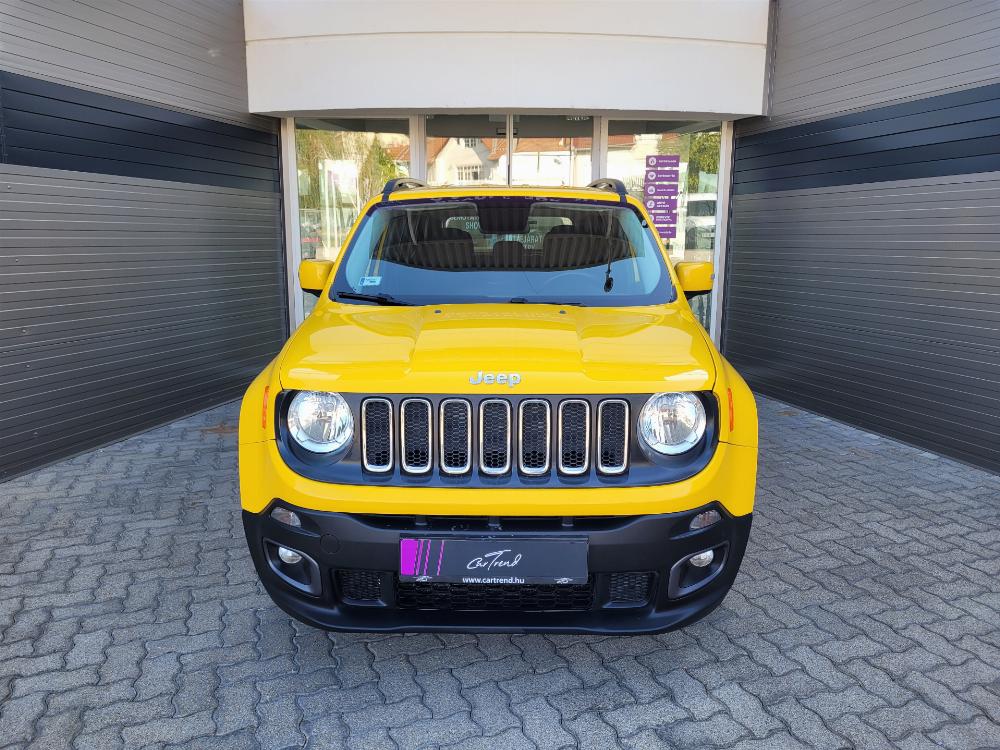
675,261 -> 714,298
299,259 -> 334,296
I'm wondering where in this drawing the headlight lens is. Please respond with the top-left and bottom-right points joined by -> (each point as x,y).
287,391 -> 353,454
638,392 -> 706,455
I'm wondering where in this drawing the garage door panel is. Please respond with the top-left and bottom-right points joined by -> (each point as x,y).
725,85 -> 1000,472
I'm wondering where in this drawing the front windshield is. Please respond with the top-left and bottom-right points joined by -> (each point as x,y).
329,198 -> 675,307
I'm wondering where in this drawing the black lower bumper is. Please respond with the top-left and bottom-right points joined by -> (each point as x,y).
243,502 -> 751,635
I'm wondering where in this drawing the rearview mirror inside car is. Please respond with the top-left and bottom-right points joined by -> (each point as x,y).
299,259 -> 334,295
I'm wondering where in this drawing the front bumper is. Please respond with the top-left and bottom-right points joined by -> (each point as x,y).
244,502 -> 751,634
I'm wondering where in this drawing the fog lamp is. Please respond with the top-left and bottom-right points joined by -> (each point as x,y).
271,507 -> 301,527
690,510 -> 721,531
277,547 -> 303,565
689,550 -> 714,568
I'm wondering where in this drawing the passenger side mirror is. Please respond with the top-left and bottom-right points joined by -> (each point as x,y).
675,261 -> 714,298
299,259 -> 334,296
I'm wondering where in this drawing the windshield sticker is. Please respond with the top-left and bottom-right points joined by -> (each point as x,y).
360,276 -> 382,287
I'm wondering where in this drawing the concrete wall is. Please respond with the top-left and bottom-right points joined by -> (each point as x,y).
243,0 -> 771,117
748,0 -> 1000,134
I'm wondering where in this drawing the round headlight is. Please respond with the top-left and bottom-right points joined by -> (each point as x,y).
638,392 -> 706,455
287,391 -> 353,454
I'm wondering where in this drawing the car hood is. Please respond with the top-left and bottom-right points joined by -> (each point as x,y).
278,303 -> 716,394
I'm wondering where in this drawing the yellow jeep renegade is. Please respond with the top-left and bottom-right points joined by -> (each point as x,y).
239,178 -> 757,634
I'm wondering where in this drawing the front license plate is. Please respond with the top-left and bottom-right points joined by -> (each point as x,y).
399,537 -> 588,584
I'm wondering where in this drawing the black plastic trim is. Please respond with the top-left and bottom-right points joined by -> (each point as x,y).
380,177 -> 428,201
243,501 -> 752,634
587,178 -> 629,205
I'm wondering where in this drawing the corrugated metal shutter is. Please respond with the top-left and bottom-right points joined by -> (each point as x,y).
748,0 -> 1000,135
0,71 -> 279,191
0,60 -> 286,480
0,163 -> 286,479
0,0 -> 269,129
724,84 -> 1000,471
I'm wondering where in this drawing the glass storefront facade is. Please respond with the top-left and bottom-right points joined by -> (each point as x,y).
425,114 -> 508,186
294,118 -> 410,262
605,121 -> 721,264
510,115 -> 593,187
291,115 -> 725,325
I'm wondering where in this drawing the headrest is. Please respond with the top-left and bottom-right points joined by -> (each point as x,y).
544,224 -> 576,238
426,226 -> 473,244
492,240 -> 525,255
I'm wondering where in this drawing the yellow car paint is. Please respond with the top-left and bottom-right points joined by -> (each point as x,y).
238,184 -> 757,520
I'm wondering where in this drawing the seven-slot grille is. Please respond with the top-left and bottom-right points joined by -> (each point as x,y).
360,397 -> 629,477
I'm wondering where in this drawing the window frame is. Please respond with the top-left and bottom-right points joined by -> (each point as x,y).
282,115 -> 734,339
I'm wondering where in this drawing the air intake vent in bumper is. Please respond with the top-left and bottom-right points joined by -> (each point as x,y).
396,577 -> 595,611
608,572 -> 654,606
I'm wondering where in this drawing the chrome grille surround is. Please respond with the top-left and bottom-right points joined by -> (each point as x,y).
597,399 -> 629,475
356,396 -> 635,480
439,398 -> 472,474
361,398 -> 393,472
558,399 -> 591,475
400,398 -> 432,474
479,399 -> 512,475
518,399 -> 551,475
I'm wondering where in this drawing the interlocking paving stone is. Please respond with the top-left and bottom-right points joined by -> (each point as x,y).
0,395 -> 998,749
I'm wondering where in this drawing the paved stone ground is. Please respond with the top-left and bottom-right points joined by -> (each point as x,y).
0,396 -> 998,750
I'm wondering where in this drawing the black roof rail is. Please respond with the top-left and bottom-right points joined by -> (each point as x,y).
380,177 -> 428,201
587,178 -> 629,205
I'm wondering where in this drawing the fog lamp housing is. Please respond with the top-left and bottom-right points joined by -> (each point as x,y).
668,543 -> 729,599
264,540 -> 321,596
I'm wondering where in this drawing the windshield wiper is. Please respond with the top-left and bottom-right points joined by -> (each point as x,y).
334,291 -> 413,306
507,297 -> 582,306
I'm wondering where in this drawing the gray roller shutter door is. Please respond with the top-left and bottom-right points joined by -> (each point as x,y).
0,164 -> 287,480
724,83 -> 1000,472
0,67 -> 286,480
